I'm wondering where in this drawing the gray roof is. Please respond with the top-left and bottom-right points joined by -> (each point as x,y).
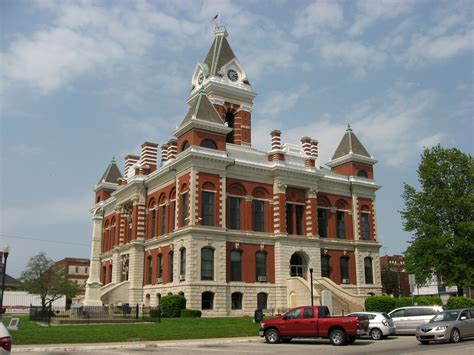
332,125 -> 371,160
98,157 -> 123,184
179,89 -> 224,127
204,32 -> 237,76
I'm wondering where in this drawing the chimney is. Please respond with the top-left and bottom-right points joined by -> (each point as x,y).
161,144 -> 169,164
167,139 -> 178,160
140,142 -> 158,168
270,130 -> 282,151
311,139 -> 319,159
124,154 -> 140,177
301,136 -> 312,156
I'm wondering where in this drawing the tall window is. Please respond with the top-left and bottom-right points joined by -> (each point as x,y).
361,212 -> 371,240
253,200 -> 265,232
202,191 -> 215,226
111,222 -> 116,247
161,205 -> 167,235
321,255 -> 331,278
109,265 -> 112,284
257,292 -> 268,310
256,252 -> 267,281
340,256 -> 349,284
180,247 -> 186,279
318,209 -> 328,238
230,250 -> 242,281
181,193 -> 188,226
296,205 -> 304,235
170,201 -> 176,232
146,255 -> 153,285
150,209 -> 156,238
286,204 -> 293,234
228,197 -> 241,229
231,292 -> 243,310
168,251 -> 174,282
202,291 -> 214,310
157,254 -> 163,280
201,247 -> 214,280
286,204 -> 304,235
364,257 -> 373,284
336,211 -> 345,239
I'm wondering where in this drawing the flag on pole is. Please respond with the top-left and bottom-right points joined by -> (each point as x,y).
211,14 -> 220,27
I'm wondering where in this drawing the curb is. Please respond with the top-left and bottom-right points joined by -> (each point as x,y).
13,336 -> 261,352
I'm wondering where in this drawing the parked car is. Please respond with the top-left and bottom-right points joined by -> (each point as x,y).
347,311 -> 396,340
0,322 -> 11,354
388,306 -> 443,335
259,305 -> 369,346
416,308 -> 474,344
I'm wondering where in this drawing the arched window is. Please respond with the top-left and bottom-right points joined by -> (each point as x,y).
179,247 -> 186,280
321,255 -> 331,278
257,292 -> 268,310
231,292 -> 243,310
256,251 -> 267,282
182,140 -> 190,151
340,256 -> 349,284
230,250 -> 242,281
201,188 -> 215,226
147,256 -> 152,285
200,139 -> 218,150
336,210 -> 345,239
180,184 -> 189,227
357,170 -> 368,178
202,291 -> 214,310
364,257 -> 374,284
361,206 -> 371,240
157,254 -> 163,282
156,293 -> 161,305
201,247 -> 214,280
252,199 -> 265,232
168,251 -> 174,283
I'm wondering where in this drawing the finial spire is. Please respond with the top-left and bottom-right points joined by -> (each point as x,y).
346,123 -> 352,132
111,156 -> 116,164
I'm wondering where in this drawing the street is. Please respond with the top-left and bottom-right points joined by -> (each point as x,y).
13,336 -> 474,355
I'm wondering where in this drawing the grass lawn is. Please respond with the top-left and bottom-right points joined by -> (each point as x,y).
2,316 -> 260,345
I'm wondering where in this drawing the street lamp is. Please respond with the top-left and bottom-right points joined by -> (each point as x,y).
309,268 -> 314,306
0,245 -> 10,315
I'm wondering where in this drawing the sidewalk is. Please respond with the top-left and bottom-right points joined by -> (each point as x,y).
13,336 -> 261,352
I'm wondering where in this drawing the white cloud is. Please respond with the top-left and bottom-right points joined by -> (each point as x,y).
416,133 -> 446,149
258,86 -> 309,115
293,0 -> 344,36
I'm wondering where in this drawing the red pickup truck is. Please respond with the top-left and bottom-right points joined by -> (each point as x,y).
259,306 -> 369,346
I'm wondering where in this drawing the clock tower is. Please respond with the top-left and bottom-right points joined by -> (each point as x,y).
188,26 -> 256,146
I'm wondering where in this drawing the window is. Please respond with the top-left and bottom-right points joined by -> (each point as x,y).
225,111 -> 235,143
286,308 -> 302,319
336,211 -> 345,239
296,205 -> 304,235
170,201 -> 176,232
231,292 -> 242,310
228,197 -> 241,229
168,251 -> 174,282
108,265 -> 112,283
202,291 -> 214,310
364,257 -> 373,284
321,255 -> 331,278
146,255 -> 153,285
252,200 -> 265,232
161,205 -> 167,235
256,252 -> 267,281
180,248 -> 186,279
303,308 -> 314,318
230,250 -> 242,281
200,139 -> 218,149
357,170 -> 368,178
318,209 -> 328,237
340,256 -> 349,283
286,204 -> 293,234
257,292 -> 268,310
286,204 -> 304,235
201,247 -> 214,280
181,193 -> 188,226
182,140 -> 190,151
202,191 -> 215,226
361,212 -> 371,240
157,254 -> 163,279
150,209 -> 156,237
390,309 -> 404,318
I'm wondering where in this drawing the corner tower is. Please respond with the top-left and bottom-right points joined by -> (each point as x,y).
188,27 -> 256,147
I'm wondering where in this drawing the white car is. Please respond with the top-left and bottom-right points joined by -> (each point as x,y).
347,312 -> 396,340
0,322 -> 11,354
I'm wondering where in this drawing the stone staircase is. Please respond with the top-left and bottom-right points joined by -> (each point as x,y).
314,277 -> 366,315
100,280 -> 130,305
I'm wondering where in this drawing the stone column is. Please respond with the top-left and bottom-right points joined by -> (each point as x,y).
84,208 -> 104,306
128,244 -> 145,305
111,250 -> 121,283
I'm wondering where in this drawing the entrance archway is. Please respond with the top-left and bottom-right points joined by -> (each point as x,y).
290,252 -> 307,277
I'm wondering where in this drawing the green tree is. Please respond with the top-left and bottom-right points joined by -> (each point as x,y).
401,145 -> 474,295
20,252 -> 81,311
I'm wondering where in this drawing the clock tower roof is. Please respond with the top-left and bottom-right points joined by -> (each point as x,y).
203,26 -> 237,77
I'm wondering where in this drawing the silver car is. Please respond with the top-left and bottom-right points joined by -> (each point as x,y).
416,308 -> 474,344
0,322 -> 11,354
388,306 -> 443,334
347,312 -> 396,340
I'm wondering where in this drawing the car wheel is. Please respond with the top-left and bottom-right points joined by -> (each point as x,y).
347,335 -> 357,344
420,340 -> 429,345
265,329 -> 280,344
450,328 -> 461,343
329,329 -> 347,346
281,337 -> 292,343
370,328 -> 383,340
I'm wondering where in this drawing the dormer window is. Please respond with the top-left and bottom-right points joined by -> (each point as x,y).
182,141 -> 190,151
357,170 -> 368,178
200,139 -> 217,150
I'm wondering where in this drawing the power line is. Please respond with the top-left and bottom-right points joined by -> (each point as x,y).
0,234 -> 90,247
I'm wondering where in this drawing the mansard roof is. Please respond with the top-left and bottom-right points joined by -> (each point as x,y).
97,157 -> 122,184
203,27 -> 237,76
331,125 -> 371,160
179,89 -> 224,127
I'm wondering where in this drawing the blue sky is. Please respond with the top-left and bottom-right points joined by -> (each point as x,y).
1,0 -> 473,278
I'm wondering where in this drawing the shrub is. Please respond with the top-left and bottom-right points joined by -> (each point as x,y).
181,309 -> 202,318
365,296 -> 397,313
446,296 -> 474,309
160,294 -> 186,317
150,307 -> 161,318
415,296 -> 442,306
396,297 -> 413,308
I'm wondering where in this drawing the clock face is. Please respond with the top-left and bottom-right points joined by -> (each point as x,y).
198,73 -> 204,85
227,69 -> 238,82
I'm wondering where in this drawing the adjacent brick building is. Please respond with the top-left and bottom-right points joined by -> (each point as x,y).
84,27 -> 383,315
53,258 -> 90,290
380,255 -> 410,297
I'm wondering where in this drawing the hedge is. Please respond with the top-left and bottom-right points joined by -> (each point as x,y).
446,296 -> 474,309
414,296 -> 442,306
150,307 -> 161,318
160,294 -> 186,317
181,309 -> 202,318
365,296 -> 397,313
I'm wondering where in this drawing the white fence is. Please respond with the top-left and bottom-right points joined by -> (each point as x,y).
3,291 -> 66,313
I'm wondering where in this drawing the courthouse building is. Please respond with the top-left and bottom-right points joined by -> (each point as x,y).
84,27 -> 382,315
